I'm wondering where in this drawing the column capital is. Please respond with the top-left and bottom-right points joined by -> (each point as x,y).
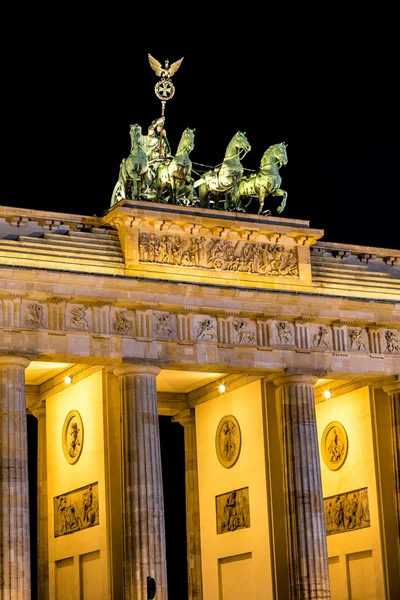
113,363 -> 161,378
383,380 -> 400,395
0,355 -> 30,369
172,408 -> 195,427
273,374 -> 318,388
30,400 -> 47,420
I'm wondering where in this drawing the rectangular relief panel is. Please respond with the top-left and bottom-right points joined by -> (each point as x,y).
218,552 -> 253,600
216,487 -> 250,534
324,487 -> 370,535
54,482 -> 99,537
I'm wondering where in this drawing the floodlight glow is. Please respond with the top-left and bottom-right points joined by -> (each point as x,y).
323,390 -> 332,400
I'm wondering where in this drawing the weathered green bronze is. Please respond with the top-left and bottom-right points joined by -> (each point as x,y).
195,131 -> 251,211
110,56 -> 289,215
236,142 -> 288,214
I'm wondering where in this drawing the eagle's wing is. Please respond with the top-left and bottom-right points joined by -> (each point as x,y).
169,57 -> 184,77
148,54 -> 163,76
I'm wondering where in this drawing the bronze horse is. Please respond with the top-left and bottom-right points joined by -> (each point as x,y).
110,124 -> 148,206
155,128 -> 196,205
236,142 -> 288,214
195,131 -> 251,210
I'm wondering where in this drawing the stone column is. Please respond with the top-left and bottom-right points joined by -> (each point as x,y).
383,380 -> 400,557
172,408 -> 203,600
113,364 -> 168,600
273,374 -> 330,600
0,355 -> 31,599
30,401 -> 49,600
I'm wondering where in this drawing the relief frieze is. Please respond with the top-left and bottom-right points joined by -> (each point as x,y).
138,232 -> 299,276
54,482 -> 99,537
324,487 -> 370,535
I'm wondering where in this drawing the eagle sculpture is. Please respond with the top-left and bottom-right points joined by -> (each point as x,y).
148,54 -> 184,78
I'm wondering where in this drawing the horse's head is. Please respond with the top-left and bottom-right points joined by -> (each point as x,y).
233,131 -> 251,155
176,127 -> 195,154
129,123 -> 142,144
261,142 -> 288,168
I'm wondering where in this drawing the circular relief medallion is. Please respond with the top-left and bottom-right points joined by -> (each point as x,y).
321,421 -> 348,471
215,415 -> 241,469
62,410 -> 84,464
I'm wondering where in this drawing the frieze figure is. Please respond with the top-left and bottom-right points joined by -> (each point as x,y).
385,329 -> 400,352
69,306 -> 89,330
154,312 -> 175,337
349,328 -> 367,351
276,321 -> 293,344
24,303 -> 44,327
113,311 -> 133,333
195,318 -> 217,341
312,326 -> 330,348
232,319 -> 256,344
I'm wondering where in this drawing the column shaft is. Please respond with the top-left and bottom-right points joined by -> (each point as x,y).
31,404 -> 49,600
0,356 -> 31,599
383,381 -> 400,563
114,364 -> 167,600
274,374 -> 330,600
173,409 -> 203,600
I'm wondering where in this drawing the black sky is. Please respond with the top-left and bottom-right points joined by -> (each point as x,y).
4,20 -> 399,250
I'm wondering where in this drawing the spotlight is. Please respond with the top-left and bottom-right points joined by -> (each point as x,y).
219,384 -> 226,393
65,375 -> 72,385
323,390 -> 331,400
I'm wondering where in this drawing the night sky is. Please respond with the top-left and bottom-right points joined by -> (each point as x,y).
4,23 -> 399,251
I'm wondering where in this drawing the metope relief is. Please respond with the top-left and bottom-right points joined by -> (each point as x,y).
385,329 -> 400,353
54,482 -> 99,537
311,325 -> 331,349
232,319 -> 256,344
23,302 -> 45,328
153,311 -> 177,338
193,316 -> 217,341
138,232 -> 299,277
216,487 -> 250,534
112,309 -> 134,334
62,410 -> 84,464
321,421 -> 348,471
68,304 -> 91,330
324,487 -> 370,535
216,414 -> 241,468
275,321 -> 295,345
348,328 -> 368,351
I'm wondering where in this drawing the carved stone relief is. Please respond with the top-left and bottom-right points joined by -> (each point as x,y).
62,410 -> 84,464
138,232 -> 299,277
112,309 -> 134,333
215,415 -> 241,468
216,487 -> 250,534
193,316 -> 217,341
348,328 -> 368,351
321,421 -> 348,471
68,304 -> 91,330
311,325 -> 331,348
385,329 -> 400,353
54,482 -> 99,537
153,311 -> 177,338
324,487 -> 370,535
275,321 -> 295,345
23,302 -> 45,327
231,318 -> 257,344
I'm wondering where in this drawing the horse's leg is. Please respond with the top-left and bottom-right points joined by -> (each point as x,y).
132,172 -> 138,198
258,187 -> 271,215
272,189 -> 288,214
